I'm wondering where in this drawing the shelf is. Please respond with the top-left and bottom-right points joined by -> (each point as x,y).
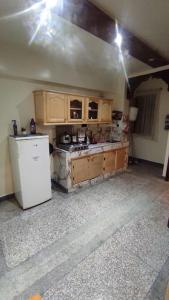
88,109 -> 98,112
70,108 -> 82,111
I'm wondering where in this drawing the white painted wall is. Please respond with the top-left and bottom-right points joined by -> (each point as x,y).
0,29 -> 127,197
0,77 -> 103,197
133,78 -> 169,164
163,132 -> 169,177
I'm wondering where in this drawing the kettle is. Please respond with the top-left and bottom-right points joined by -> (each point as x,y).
60,132 -> 71,144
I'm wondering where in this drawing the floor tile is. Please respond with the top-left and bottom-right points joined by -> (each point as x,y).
43,235 -> 157,300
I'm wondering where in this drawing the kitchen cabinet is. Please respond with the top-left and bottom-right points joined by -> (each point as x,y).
67,95 -> 85,123
34,90 -> 113,125
72,156 -> 90,184
88,153 -> 104,179
55,143 -> 129,191
100,99 -> 112,123
34,91 -> 67,124
86,98 -> 101,122
46,92 -> 67,123
116,148 -> 128,170
72,153 -> 103,184
103,150 -> 116,174
71,147 -> 127,185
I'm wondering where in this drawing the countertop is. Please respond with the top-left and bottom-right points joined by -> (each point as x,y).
54,141 -> 129,157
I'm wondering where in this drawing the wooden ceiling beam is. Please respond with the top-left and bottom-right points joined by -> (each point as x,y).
55,0 -> 169,68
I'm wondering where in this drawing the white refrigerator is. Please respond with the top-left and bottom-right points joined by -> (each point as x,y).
9,135 -> 52,209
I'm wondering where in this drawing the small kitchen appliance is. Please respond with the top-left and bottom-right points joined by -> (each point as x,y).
59,143 -> 88,152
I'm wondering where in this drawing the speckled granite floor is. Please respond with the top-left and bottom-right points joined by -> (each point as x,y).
0,163 -> 169,300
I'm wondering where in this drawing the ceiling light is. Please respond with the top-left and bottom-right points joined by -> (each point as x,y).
114,33 -> 123,48
40,8 -> 50,24
45,0 -> 58,9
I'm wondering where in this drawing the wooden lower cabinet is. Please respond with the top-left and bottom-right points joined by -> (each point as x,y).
71,153 -> 103,184
72,156 -> 90,184
71,148 -> 127,185
103,150 -> 116,174
116,148 -> 127,170
88,153 -> 104,179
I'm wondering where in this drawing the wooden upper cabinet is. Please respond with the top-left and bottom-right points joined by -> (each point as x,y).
34,90 -> 113,125
46,92 -> 67,123
116,148 -> 128,170
103,150 -> 116,174
34,91 -> 67,124
100,99 -> 113,123
86,98 -> 101,122
34,91 -> 46,124
67,95 -> 85,123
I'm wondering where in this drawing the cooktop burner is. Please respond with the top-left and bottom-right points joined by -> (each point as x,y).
59,143 -> 89,152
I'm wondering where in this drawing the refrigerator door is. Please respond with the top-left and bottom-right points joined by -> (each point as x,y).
17,137 -> 52,209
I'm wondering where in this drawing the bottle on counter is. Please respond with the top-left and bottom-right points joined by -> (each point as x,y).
30,118 -> 36,134
12,120 -> 18,136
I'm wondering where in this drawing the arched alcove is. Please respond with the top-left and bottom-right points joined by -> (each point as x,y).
131,77 -> 169,166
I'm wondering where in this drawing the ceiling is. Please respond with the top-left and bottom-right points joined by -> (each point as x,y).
1,0 -> 164,83
90,0 -> 169,61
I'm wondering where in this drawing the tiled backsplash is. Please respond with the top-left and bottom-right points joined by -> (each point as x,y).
55,123 -> 128,145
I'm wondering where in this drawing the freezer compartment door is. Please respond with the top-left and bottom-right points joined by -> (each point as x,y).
18,138 -> 52,209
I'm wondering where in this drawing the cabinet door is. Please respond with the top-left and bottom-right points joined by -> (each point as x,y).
86,98 -> 101,122
116,148 -> 127,170
72,156 -> 90,184
46,92 -> 66,123
89,153 -> 104,179
103,150 -> 116,174
68,95 -> 85,123
34,91 -> 45,123
100,100 -> 112,123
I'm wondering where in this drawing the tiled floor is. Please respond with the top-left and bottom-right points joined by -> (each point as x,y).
0,163 -> 169,300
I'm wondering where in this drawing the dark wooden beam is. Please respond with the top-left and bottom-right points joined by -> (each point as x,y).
55,0 -> 169,68
127,68 -> 169,99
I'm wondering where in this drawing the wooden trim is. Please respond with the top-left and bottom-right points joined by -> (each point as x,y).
127,69 -> 169,99
0,193 -> 15,202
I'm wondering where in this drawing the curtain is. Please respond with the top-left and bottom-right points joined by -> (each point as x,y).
134,91 -> 160,138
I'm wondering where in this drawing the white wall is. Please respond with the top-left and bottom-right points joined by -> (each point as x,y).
133,78 -> 169,164
0,34 -> 127,197
0,77 -> 103,197
163,132 -> 169,177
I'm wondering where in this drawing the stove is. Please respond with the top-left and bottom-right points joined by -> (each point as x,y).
59,143 -> 89,152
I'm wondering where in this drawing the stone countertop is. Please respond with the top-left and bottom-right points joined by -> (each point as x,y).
54,141 -> 129,158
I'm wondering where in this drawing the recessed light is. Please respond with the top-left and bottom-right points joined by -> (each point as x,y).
149,58 -> 155,62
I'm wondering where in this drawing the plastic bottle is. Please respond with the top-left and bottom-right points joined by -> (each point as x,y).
30,118 -> 36,134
